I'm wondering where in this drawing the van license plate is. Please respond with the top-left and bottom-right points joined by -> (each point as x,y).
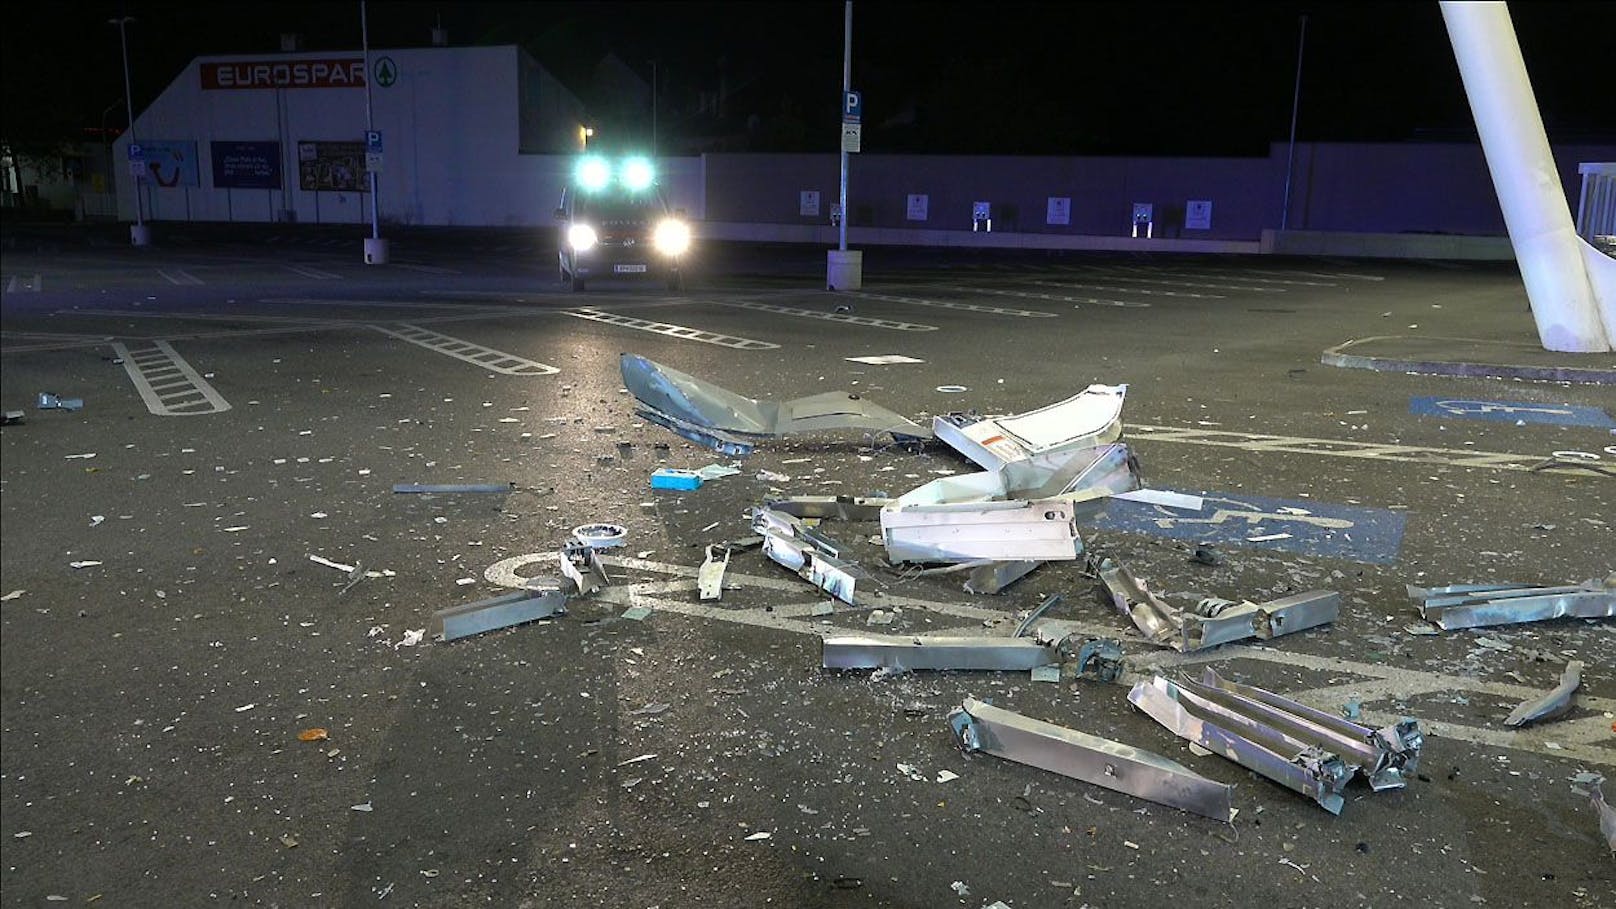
614,264 -> 648,274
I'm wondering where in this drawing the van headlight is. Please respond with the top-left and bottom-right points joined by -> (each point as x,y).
653,219 -> 690,256
567,224 -> 598,251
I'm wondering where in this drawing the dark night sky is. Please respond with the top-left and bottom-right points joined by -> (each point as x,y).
4,1 -> 1613,155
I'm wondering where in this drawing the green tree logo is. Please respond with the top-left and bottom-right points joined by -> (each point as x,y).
374,57 -> 397,88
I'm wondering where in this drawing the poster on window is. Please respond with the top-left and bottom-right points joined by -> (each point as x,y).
139,140 -> 200,187
297,141 -> 368,192
210,141 -> 282,189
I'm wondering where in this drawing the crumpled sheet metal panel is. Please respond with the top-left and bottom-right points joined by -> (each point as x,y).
822,635 -> 1058,671
881,498 -> 1084,563
1505,660 -> 1584,727
1194,669 -> 1421,791
933,385 -> 1127,472
1408,579 -> 1615,630
620,353 -> 931,452
1099,558 -> 1185,648
1128,675 -> 1353,815
949,697 -> 1234,822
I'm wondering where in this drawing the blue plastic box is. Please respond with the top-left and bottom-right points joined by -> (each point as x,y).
650,468 -> 703,491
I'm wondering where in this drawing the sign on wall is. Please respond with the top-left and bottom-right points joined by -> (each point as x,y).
1186,200 -> 1213,230
800,190 -> 820,217
202,59 -> 366,90
210,141 -> 282,189
1046,196 -> 1071,225
139,140 -> 200,187
906,194 -> 929,221
297,141 -> 368,192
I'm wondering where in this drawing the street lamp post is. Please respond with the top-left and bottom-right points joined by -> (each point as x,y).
110,15 -> 149,246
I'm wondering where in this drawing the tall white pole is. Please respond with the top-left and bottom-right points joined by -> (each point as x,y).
359,1 -> 387,263
1441,1 -> 1610,351
113,16 -> 148,245
1279,15 -> 1306,231
838,1 -> 851,253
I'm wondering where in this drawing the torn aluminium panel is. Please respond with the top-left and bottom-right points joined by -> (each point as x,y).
1407,579 -> 1615,630
822,634 -> 1060,671
1128,669 -> 1423,815
1505,660 -> 1584,727
1100,558 -> 1339,652
620,353 -> 932,456
753,507 -> 872,606
560,542 -> 610,596
434,588 -> 567,642
949,697 -> 1234,822
698,545 -> 730,601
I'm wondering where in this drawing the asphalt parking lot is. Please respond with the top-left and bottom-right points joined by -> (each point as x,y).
2,221 -> 1613,908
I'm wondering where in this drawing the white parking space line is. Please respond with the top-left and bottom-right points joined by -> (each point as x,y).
1024,280 -> 1224,299
1130,423 -> 1607,474
369,324 -> 560,375
282,264 -> 343,280
1245,267 -> 1386,282
110,340 -> 232,416
63,308 -> 343,326
1060,273 -> 1291,293
711,299 -> 938,331
1113,267 -> 1339,288
392,262 -> 460,275
156,268 -> 204,286
846,290 -> 1057,318
3,274 -> 43,293
911,283 -> 1151,309
564,307 -> 779,349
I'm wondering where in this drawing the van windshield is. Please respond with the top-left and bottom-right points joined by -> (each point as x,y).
577,192 -> 663,221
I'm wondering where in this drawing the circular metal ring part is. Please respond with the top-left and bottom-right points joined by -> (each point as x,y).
935,385 -> 969,393
571,523 -> 628,549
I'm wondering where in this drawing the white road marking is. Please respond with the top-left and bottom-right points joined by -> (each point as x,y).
847,290 -> 1058,318
1245,267 -> 1385,282
1130,423 -> 1610,474
1062,273 -> 1290,292
282,264 -> 343,280
392,262 -> 460,275
369,324 -> 560,375
156,268 -> 204,286
564,307 -> 779,349
482,552 -> 1612,766
912,283 -> 1151,309
1115,267 -> 1339,288
110,340 -> 232,416
1025,280 -> 1224,299
3,274 -> 42,293
711,299 -> 938,331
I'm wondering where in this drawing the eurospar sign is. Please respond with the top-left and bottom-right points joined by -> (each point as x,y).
201,59 -> 366,90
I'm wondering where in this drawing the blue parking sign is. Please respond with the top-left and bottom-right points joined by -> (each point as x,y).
365,130 -> 383,154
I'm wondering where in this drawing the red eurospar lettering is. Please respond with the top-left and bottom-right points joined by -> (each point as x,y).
201,59 -> 367,90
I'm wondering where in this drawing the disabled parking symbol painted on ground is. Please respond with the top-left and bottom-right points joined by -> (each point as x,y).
1085,490 -> 1406,564
1410,396 -> 1614,428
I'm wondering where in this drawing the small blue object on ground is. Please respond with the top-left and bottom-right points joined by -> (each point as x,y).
651,468 -> 703,491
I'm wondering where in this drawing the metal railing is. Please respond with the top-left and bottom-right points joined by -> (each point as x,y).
1575,162 -> 1615,252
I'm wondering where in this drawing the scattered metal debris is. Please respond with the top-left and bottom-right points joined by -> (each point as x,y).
964,560 -> 1044,595
621,353 -> 932,455
753,506 -> 871,605
1570,773 -> 1616,854
822,634 -> 1060,671
1406,579 -> 1615,629
560,541 -> 610,596
1504,660 -> 1583,727
1101,557 -> 1339,651
392,482 -> 514,494
434,588 -> 567,641
1074,638 -> 1125,682
650,468 -> 704,490
948,697 -> 1235,822
1128,669 -> 1423,814
1013,594 -> 1063,638
36,392 -> 84,411
698,545 -> 730,601
2,411 -> 24,425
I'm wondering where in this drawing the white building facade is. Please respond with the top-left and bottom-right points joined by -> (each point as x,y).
110,45 -> 704,228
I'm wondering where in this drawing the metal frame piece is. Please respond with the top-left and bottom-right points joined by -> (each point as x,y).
434,588 -> 567,642
948,697 -> 1234,822
621,353 -> 932,454
753,507 -> 870,605
964,560 -> 1043,595
932,385 -> 1126,472
823,635 -> 1058,671
1129,669 -> 1424,813
1504,660 -> 1584,727
1102,558 -> 1339,652
1407,579 -> 1615,629
765,495 -> 891,521
560,541 -> 610,596
698,545 -> 730,601
1075,638 -> 1124,682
